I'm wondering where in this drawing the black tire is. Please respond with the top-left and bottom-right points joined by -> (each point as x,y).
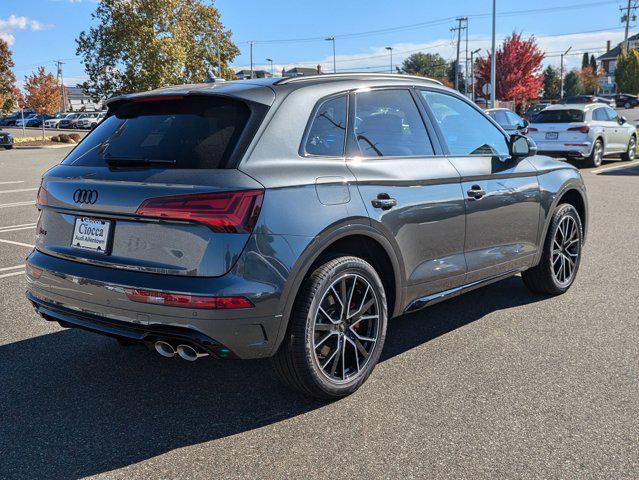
4,145 -> 12,150
522,204 -> 583,295
624,102 -> 631,109
272,256 -> 387,399
585,139 -> 603,168
620,135 -> 636,162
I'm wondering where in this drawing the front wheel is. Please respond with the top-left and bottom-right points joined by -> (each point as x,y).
273,256 -> 387,399
621,136 -> 636,162
522,204 -> 583,295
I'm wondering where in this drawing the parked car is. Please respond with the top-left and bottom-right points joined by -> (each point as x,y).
561,95 -> 614,106
0,113 -> 20,126
528,103 -> 636,167
75,112 -> 104,129
15,114 -> 38,127
29,115 -> 55,128
486,108 -> 530,135
58,113 -> 82,129
68,112 -> 98,129
27,74 -> 589,399
0,129 -> 13,149
523,103 -> 551,122
44,113 -> 73,129
614,94 -> 639,109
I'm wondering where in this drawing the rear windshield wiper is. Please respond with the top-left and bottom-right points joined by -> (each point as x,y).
104,154 -> 177,167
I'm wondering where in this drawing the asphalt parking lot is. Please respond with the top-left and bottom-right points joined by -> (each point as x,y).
0,146 -> 638,479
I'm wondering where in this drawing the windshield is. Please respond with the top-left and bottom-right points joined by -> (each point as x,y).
532,110 -> 584,123
62,95 -> 251,169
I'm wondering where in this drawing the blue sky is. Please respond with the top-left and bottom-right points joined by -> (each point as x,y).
1,0 -> 634,88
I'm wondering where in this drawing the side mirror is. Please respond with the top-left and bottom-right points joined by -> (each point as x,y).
620,116 -> 627,124
509,134 -> 537,160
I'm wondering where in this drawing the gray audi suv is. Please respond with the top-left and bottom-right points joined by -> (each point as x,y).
26,74 -> 588,399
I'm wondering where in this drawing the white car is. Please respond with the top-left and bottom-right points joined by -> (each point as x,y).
528,104 -> 637,167
44,113 -> 73,129
76,112 -> 105,129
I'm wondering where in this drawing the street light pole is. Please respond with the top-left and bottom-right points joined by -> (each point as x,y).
325,37 -> 336,73
470,48 -> 481,102
490,0 -> 497,108
385,47 -> 393,73
560,46 -> 572,99
249,41 -> 254,79
266,58 -> 273,76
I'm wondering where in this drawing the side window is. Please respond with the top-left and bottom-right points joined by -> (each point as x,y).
506,111 -> 524,127
420,90 -> 509,157
353,89 -> 434,157
592,108 -> 606,121
490,110 -> 509,127
304,95 -> 347,156
604,107 -> 618,122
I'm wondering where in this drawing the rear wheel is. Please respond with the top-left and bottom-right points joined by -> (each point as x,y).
4,145 -> 12,150
585,139 -> 603,167
273,256 -> 387,399
621,136 -> 636,161
522,204 -> 583,295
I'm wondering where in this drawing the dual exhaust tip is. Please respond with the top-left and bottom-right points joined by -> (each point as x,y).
154,340 -> 208,361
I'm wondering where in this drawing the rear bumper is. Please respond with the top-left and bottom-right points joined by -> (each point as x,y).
26,249 -> 287,359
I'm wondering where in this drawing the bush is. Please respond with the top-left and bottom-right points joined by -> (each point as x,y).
69,133 -> 81,142
58,133 -> 72,143
50,135 -> 59,142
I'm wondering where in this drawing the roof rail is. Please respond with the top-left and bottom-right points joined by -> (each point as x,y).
274,73 -> 443,86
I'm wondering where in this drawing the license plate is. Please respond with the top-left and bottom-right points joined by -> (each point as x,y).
72,217 -> 111,253
545,132 -> 559,140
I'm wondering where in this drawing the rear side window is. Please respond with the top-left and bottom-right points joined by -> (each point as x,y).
533,110 -> 584,123
62,96 -> 251,169
354,89 -> 433,157
304,95 -> 347,156
592,108 -> 607,121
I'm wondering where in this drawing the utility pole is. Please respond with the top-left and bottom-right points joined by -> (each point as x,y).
385,47 -> 393,73
266,58 -> 274,76
450,17 -> 467,92
217,35 -> 222,78
55,60 -> 65,113
325,37 -> 336,73
249,41 -> 254,79
620,0 -> 638,52
490,0 -> 497,108
465,19 -> 469,96
560,46 -> 572,99
470,48 -> 481,102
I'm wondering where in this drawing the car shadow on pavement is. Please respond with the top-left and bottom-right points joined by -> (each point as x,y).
0,277 -> 543,479
597,164 -> 639,176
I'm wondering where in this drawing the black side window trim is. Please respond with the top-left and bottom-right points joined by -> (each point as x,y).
415,87 -> 510,157
299,92 -> 349,158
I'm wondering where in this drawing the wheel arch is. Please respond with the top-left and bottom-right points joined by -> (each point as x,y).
271,221 -> 405,354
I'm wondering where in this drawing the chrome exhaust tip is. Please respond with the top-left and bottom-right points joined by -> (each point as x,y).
154,340 -> 175,358
176,344 -> 208,362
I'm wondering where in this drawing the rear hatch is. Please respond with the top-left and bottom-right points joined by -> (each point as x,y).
36,90 -> 272,277
529,109 -> 588,145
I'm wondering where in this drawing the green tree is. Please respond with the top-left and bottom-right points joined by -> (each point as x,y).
615,49 -> 639,94
400,52 -> 448,80
581,52 -> 589,70
76,0 -> 239,100
542,65 -> 560,99
0,38 -> 18,114
447,60 -> 466,92
564,70 -> 582,97
590,54 -> 597,72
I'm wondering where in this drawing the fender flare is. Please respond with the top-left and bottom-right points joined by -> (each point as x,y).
270,219 -> 406,354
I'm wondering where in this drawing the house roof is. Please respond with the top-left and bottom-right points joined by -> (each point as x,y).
597,33 -> 639,61
284,67 -> 319,75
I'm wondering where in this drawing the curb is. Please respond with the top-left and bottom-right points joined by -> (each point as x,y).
13,144 -> 75,150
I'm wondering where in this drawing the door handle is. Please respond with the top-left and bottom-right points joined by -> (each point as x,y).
371,193 -> 397,210
467,185 -> 486,199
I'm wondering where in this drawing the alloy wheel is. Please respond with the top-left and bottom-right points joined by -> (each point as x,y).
551,215 -> 580,286
628,138 -> 636,160
312,273 -> 380,383
593,142 -> 603,166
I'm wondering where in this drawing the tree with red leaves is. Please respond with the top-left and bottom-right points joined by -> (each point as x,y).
475,33 -> 545,108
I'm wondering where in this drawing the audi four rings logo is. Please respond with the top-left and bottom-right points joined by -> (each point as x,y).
73,189 -> 99,204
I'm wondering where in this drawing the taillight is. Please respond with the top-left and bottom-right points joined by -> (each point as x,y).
124,289 -> 254,309
25,263 -> 43,279
568,126 -> 590,134
36,185 -> 48,206
136,190 -> 263,233
527,127 -> 538,132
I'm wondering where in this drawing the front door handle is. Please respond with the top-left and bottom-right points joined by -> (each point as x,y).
467,185 -> 486,199
371,193 -> 397,210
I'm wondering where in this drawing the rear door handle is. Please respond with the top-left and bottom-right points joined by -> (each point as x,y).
467,185 -> 486,199
371,193 -> 397,210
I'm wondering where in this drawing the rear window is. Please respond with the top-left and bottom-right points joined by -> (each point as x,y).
62,95 -> 251,169
533,110 -> 584,123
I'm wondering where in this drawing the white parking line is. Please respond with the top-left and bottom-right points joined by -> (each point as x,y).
0,271 -> 25,279
591,159 -> 639,174
0,238 -> 34,248
0,201 -> 36,209
0,181 -> 24,185
0,188 -> 38,194
0,223 -> 37,233
0,264 -> 24,272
